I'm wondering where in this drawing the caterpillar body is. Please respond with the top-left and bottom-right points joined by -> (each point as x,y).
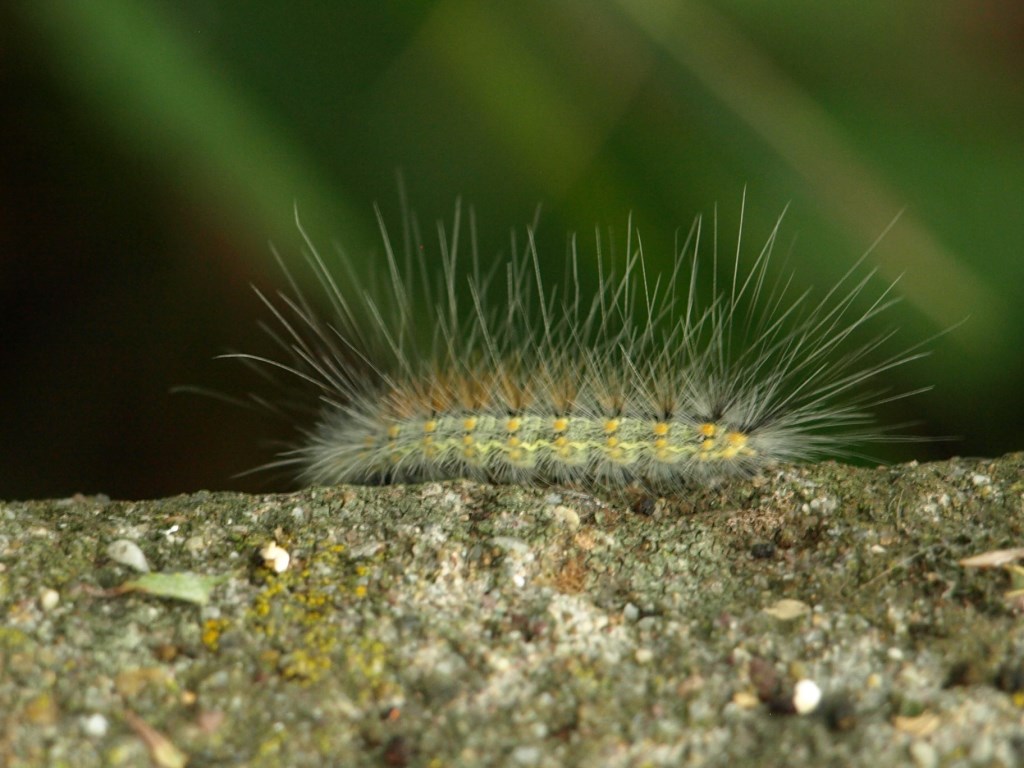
236,199 -> 926,490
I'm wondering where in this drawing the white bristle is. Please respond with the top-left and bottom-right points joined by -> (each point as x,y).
229,196 -> 929,490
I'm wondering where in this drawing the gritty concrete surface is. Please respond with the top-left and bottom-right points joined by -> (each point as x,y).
2,454 -> 1024,767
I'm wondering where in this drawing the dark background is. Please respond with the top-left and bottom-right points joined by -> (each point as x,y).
3,1 -> 1023,500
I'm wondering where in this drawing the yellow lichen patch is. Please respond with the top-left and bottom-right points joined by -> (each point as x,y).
114,667 -> 174,698
280,647 -> 332,681
23,692 -> 59,726
245,542 -> 391,688
346,638 -> 389,686
202,618 -> 230,652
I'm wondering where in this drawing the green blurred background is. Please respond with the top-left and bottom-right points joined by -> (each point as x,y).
2,1 -> 1022,499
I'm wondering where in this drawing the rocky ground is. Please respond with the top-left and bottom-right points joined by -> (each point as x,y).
2,454 -> 1024,767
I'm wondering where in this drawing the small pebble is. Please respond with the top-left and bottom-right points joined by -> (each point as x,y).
909,740 -> 938,768
81,713 -> 109,737
106,540 -> 150,572
793,679 -> 822,714
551,505 -> 580,530
510,745 -> 541,766
623,602 -> 640,622
38,587 -> 59,611
763,598 -> 810,621
260,542 -> 291,573
750,541 -> 775,559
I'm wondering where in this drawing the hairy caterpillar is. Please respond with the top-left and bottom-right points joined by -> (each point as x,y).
234,198 -> 928,490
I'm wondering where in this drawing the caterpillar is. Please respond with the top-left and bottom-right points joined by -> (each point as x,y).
233,197 -> 928,490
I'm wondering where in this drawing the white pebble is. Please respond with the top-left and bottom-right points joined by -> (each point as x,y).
809,496 -> 837,514
106,540 -> 150,572
793,679 -> 822,714
511,745 -> 541,766
260,541 -> 291,573
910,740 -> 938,768
38,587 -> 59,611
551,505 -> 580,530
81,713 -> 109,737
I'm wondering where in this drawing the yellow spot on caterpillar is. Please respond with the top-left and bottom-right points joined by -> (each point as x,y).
387,425 -> 401,439
422,435 -> 436,459
653,422 -> 670,437
654,437 -> 668,449
604,419 -> 620,434
463,416 -> 477,431
553,417 -> 569,433
722,431 -> 751,458
700,438 -> 716,452
506,417 -> 521,432
507,436 -> 521,447
554,436 -> 568,448
606,436 -> 620,448
726,431 -> 748,446
699,423 -> 716,438
462,434 -> 474,446
423,420 -> 437,434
